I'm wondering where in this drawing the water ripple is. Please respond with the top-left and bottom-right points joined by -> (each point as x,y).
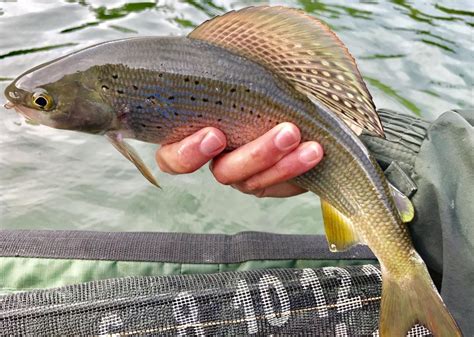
0,0 -> 471,232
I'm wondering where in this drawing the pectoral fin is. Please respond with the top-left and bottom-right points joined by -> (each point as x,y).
106,132 -> 160,188
321,200 -> 360,252
389,182 -> 415,223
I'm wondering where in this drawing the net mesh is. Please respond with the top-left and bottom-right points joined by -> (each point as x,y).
0,265 -> 432,336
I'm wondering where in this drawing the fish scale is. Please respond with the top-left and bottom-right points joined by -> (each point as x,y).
4,6 -> 462,336
90,39 -> 389,226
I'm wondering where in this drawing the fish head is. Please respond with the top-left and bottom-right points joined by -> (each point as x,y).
4,59 -> 115,134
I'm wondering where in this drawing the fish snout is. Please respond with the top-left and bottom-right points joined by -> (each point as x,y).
4,101 -> 16,109
4,81 -> 24,107
3,82 -> 43,123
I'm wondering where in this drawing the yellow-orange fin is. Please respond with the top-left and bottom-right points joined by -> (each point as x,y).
106,132 -> 161,188
321,200 -> 360,252
189,6 -> 384,137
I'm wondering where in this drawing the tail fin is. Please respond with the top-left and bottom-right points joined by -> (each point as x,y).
380,262 -> 462,337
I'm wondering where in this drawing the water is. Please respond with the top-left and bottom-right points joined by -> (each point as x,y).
0,0 -> 472,234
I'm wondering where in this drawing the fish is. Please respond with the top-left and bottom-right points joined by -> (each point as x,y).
3,6 -> 461,336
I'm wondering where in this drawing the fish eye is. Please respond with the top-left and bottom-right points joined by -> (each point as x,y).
32,91 -> 53,110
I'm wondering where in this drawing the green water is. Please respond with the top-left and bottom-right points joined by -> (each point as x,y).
0,1 -> 472,234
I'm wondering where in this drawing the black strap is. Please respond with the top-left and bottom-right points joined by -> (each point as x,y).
0,230 -> 375,263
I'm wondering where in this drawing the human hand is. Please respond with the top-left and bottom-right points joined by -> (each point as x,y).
156,123 -> 323,198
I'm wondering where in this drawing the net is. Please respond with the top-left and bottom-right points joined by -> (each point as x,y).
0,265 -> 432,336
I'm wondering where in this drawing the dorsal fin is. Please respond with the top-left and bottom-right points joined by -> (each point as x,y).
189,6 -> 384,137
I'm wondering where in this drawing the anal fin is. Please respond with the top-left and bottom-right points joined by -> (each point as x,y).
321,200 -> 360,252
106,132 -> 161,188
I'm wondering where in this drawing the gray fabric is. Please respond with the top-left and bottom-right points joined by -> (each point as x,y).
0,265 -> 431,336
0,230 -> 375,263
361,109 -> 431,173
384,161 -> 418,198
362,109 -> 474,334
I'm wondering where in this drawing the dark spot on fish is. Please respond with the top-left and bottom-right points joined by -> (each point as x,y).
141,123 -> 146,128
241,107 -> 244,111
257,114 -> 261,118
232,103 -> 237,109
245,88 -> 250,93
190,125 -> 193,128
146,96 -> 156,105
174,112 -> 179,116
202,98 -> 208,102
156,126 -> 162,129
101,85 -> 109,91
217,118 -> 222,122
184,78 -> 190,82
117,89 -> 124,94
136,105 -> 143,110
197,114 -> 203,118
159,73 -> 163,78
215,100 -> 222,105
230,88 -> 236,93
112,74 -> 118,79
168,96 -> 174,100
249,110 -> 253,114
132,85 -> 138,90
190,96 -> 196,101
194,80 -> 199,85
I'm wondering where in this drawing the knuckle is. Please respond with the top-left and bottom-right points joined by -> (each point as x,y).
249,144 -> 275,165
253,188 -> 268,198
155,153 -> 175,174
174,162 -> 195,174
175,155 -> 197,173
273,161 -> 295,180
212,169 -> 233,185
234,182 -> 266,198
240,180 -> 261,193
249,146 -> 265,161
156,150 -> 196,174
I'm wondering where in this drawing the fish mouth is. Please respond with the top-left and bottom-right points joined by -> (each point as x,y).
4,100 -> 42,125
4,101 -> 16,110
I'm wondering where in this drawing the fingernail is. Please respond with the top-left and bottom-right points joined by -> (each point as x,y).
299,143 -> 321,164
200,131 -> 224,156
274,125 -> 299,151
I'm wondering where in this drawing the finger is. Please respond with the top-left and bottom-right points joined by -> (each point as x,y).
233,181 -> 308,198
156,127 -> 226,174
211,123 -> 301,184
234,142 -> 323,193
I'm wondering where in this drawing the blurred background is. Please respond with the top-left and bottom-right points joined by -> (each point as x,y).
0,0 -> 472,234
